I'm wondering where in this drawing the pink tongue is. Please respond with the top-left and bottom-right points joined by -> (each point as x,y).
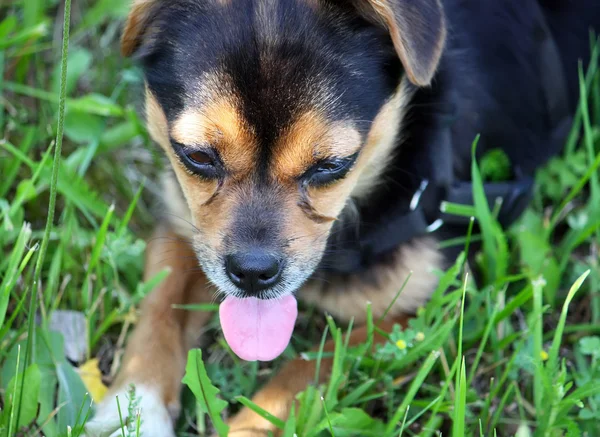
219,295 -> 297,361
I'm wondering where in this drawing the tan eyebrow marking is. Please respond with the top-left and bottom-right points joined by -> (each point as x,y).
171,97 -> 259,176
272,110 -> 362,181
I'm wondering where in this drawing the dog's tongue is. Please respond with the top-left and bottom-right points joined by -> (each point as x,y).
219,295 -> 297,361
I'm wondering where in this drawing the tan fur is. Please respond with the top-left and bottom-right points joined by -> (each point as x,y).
272,111 -> 361,180
171,100 -> 258,178
350,78 -> 414,200
146,88 -> 170,149
160,172 -> 196,239
146,90 -> 237,250
301,237 -> 444,323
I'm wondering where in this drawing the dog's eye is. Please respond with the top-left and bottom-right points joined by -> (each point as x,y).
316,162 -> 344,173
171,141 -> 221,179
187,151 -> 213,166
182,149 -> 220,178
304,155 -> 357,187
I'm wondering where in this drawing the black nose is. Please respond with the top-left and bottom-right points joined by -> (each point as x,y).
225,252 -> 283,294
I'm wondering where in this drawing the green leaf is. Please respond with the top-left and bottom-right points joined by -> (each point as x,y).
71,93 -> 124,117
0,223 -> 34,329
182,349 -> 229,436
3,82 -> 124,117
64,110 -> 105,144
282,404 -> 297,437
1,329 -> 90,434
314,408 -> 385,437
51,48 -> 92,95
579,336 -> 600,358
56,360 -> 91,431
3,364 -> 41,430
471,135 -> 508,283
0,15 -> 17,40
480,148 -> 512,182
15,179 -> 37,203
79,0 -> 130,30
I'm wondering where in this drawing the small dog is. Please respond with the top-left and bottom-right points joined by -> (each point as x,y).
86,0 -> 600,435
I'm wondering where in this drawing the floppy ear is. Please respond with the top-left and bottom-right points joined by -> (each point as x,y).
121,0 -> 161,57
359,0 -> 446,86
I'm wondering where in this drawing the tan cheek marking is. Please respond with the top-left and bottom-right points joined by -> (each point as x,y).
145,88 -> 170,150
171,99 -> 257,176
190,192 -> 237,251
281,194 -> 332,258
351,80 -> 414,200
145,89 -> 224,231
303,178 -> 357,222
171,165 -> 220,209
160,172 -> 194,240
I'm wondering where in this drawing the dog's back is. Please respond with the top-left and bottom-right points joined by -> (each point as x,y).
401,0 -> 600,184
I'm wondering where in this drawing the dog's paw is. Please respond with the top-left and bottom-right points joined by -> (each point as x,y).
85,384 -> 176,437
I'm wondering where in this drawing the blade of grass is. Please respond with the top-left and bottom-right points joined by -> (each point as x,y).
378,272 -> 412,324
452,358 -> 467,437
314,324 -> 330,385
6,346 -> 21,437
547,270 -> 590,371
531,276 -> 545,417
235,396 -> 286,429
384,350 -> 440,436
467,302 -> 500,387
82,204 -> 114,310
0,223 -> 33,329
19,0 -> 72,427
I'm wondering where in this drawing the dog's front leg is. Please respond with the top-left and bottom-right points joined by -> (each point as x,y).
86,226 -> 213,437
224,316 -> 409,437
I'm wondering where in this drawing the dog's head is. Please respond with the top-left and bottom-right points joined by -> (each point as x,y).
123,0 -> 446,300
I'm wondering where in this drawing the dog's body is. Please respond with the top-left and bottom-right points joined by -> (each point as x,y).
86,1 -> 600,435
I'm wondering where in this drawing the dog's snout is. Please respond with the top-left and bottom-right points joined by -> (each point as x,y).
225,252 -> 282,294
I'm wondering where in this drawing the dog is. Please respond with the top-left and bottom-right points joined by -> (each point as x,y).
85,0 -> 600,435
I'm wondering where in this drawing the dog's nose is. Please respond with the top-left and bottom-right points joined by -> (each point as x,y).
225,252 -> 282,294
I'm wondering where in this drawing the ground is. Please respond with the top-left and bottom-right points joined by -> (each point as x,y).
1,1 -> 600,436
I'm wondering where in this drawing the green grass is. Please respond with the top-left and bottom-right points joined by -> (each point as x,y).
1,2 -> 600,436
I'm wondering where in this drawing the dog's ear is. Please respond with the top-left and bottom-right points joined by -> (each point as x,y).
121,0 -> 162,57
356,0 -> 446,86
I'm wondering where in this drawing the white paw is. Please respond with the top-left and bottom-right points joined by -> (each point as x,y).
85,384 -> 176,437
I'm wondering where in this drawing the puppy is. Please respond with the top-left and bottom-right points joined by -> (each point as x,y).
86,0 -> 600,435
